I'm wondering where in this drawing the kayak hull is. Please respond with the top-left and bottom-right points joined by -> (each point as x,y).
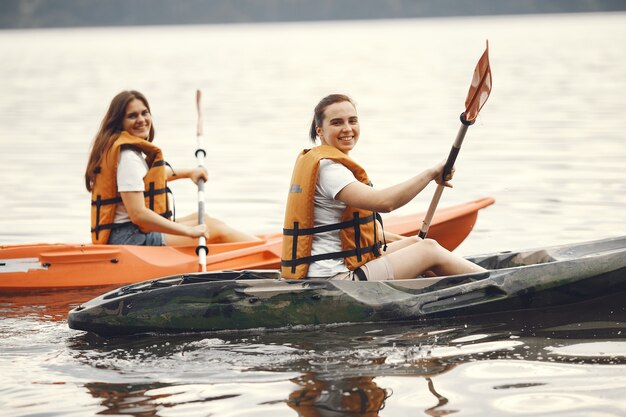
1,198 -> 494,290
68,235 -> 626,336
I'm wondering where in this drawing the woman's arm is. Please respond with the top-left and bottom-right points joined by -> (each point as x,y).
336,161 -> 452,213
166,166 -> 208,184
120,191 -> 206,238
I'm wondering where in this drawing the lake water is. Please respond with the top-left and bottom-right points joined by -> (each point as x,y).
1,12 -> 626,416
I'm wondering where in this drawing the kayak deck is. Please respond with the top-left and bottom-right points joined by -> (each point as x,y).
1,197 -> 494,290
67,235 -> 626,336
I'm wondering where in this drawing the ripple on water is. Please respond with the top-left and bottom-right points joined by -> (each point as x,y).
545,341 -> 626,359
493,392 -> 614,415
452,360 -> 626,416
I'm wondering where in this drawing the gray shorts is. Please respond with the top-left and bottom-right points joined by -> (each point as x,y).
108,222 -> 165,246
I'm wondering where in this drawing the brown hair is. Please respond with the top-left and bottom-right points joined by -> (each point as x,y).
309,94 -> 355,143
84,90 -> 155,191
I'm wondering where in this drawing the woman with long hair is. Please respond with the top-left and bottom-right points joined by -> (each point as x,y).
85,90 -> 258,246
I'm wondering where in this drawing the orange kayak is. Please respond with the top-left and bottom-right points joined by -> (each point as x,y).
0,197 -> 494,290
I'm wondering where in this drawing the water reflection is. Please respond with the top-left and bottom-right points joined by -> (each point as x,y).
85,382 -> 169,417
56,292 -> 625,415
0,285 -> 121,321
424,377 -> 458,417
1,279 -> 623,416
288,373 -> 390,416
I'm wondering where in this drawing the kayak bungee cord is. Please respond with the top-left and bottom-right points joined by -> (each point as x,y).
419,40 -> 493,239
195,90 -> 208,271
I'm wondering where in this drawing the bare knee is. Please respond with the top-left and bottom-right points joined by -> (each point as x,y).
401,238 -> 443,259
398,237 -> 441,256
417,238 -> 450,264
405,236 -> 422,244
404,236 -> 440,248
205,216 -> 226,231
420,238 -> 443,251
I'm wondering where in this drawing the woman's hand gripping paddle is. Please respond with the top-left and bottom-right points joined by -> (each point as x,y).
195,90 -> 208,271
418,41 -> 493,239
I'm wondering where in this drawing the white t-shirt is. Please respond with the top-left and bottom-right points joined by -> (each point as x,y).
113,149 -> 148,223
308,159 -> 358,277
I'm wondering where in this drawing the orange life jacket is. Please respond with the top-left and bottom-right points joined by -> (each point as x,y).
281,145 -> 382,279
90,131 -> 171,244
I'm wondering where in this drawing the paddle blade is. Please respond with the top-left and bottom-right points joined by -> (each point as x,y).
464,41 -> 492,122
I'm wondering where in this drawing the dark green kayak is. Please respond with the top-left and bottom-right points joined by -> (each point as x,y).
67,236 -> 626,336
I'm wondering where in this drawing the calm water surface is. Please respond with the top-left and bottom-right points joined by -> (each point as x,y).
1,13 -> 626,416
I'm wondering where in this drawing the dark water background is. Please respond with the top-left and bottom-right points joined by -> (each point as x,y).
1,12 -> 625,416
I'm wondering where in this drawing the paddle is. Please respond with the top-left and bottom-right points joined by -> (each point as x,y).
195,89 -> 208,272
418,41 -> 493,239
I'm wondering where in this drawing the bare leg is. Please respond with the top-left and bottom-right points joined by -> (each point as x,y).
164,213 -> 260,246
383,237 -> 485,279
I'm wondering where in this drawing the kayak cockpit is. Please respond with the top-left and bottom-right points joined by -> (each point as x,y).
470,249 -> 557,270
102,270 -> 283,299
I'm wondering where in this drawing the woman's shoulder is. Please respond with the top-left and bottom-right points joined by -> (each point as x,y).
118,147 -> 146,167
119,147 -> 144,158
319,158 -> 352,175
318,159 -> 356,191
319,158 -> 337,168
320,158 -> 352,169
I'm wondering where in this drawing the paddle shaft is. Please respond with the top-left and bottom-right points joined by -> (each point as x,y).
419,42 -> 491,239
196,90 -> 208,271
418,114 -> 472,239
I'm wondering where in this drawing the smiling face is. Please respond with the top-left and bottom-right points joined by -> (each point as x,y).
122,98 -> 152,139
316,100 -> 360,154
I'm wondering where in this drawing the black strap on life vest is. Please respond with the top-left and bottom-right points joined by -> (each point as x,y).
353,267 -> 367,281
91,184 -> 173,237
373,212 -> 387,252
283,213 -> 376,238
162,161 -> 177,221
282,212 -> 382,273
164,161 -> 175,176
